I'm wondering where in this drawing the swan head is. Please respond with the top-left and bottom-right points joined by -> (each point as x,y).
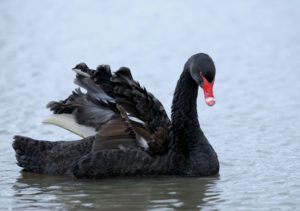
187,53 -> 216,106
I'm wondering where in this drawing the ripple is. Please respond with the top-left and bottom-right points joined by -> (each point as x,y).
1,0 -> 300,210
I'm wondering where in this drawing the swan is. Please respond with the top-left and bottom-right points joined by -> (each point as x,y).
13,53 -> 219,178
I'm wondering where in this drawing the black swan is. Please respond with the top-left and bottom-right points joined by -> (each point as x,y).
13,53 -> 219,178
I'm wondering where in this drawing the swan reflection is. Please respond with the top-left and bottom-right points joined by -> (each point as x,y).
13,172 -> 221,210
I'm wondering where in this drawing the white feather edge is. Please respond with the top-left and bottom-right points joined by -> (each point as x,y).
72,68 -> 90,77
136,135 -> 149,149
42,114 -> 96,138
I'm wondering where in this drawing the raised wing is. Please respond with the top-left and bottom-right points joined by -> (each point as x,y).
44,63 -> 171,155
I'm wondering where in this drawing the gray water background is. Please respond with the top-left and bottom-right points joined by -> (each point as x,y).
0,0 -> 300,210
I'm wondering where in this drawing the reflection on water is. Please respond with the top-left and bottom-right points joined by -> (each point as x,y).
13,172 -> 221,210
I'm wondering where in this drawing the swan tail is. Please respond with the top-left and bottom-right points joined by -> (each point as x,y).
12,136 -> 95,175
12,136 -> 54,173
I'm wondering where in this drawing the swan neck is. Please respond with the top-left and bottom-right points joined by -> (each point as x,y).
171,67 -> 204,151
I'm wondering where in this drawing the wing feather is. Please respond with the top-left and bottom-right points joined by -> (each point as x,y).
45,63 -> 171,155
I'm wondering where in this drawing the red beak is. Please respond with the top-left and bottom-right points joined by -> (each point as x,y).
201,73 -> 215,106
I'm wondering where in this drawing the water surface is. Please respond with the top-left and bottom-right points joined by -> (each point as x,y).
0,0 -> 300,210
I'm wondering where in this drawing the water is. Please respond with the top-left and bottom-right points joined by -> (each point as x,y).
0,0 -> 300,210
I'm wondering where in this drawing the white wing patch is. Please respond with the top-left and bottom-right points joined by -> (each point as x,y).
42,114 -> 96,138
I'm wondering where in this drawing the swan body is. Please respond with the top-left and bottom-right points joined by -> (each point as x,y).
13,53 -> 219,178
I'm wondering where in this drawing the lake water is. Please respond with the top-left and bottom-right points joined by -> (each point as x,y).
0,0 -> 300,210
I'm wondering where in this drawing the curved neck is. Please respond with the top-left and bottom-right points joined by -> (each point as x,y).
171,66 -> 205,153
